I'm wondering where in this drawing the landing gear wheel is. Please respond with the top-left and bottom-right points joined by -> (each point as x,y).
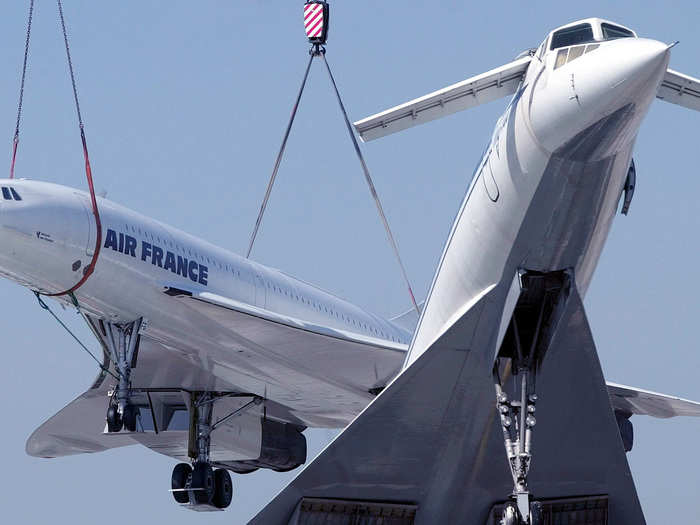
191,462 -> 214,504
213,469 -> 233,509
529,501 -> 543,525
171,463 -> 192,504
106,405 -> 122,433
501,502 -> 519,525
123,404 -> 139,432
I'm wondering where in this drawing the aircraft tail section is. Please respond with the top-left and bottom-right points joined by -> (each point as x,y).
251,280 -> 645,524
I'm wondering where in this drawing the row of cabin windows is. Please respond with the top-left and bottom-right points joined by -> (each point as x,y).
124,223 -> 241,277
1,187 -> 21,201
264,280 -> 399,342
124,221 -> 401,343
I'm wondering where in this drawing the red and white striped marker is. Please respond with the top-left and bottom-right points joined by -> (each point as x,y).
304,2 -> 325,39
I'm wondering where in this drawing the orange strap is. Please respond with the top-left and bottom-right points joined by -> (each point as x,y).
46,1 -> 102,297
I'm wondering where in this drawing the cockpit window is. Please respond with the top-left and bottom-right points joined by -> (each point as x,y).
550,24 -> 595,50
2,187 -> 22,201
601,23 -> 634,40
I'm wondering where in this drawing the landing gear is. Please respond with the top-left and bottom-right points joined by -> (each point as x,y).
123,404 -> 140,432
103,318 -> 143,433
106,404 -> 122,433
494,270 -> 571,524
171,462 -> 233,509
171,463 -> 192,504
191,462 -> 215,504
169,392 -> 235,509
213,469 -> 233,509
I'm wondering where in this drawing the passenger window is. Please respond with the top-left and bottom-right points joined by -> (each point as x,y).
2,187 -> 11,200
550,24 -> 594,50
10,188 -> 21,201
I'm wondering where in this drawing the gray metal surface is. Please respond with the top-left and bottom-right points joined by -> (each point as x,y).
250,288 -> 645,524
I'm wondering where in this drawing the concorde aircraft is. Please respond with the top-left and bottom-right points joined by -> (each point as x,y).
249,18 -> 700,525
1,16 -> 700,520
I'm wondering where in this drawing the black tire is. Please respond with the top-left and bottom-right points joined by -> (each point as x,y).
191,462 -> 214,504
106,405 -> 122,433
213,469 -> 233,509
123,404 -> 140,432
171,463 -> 192,504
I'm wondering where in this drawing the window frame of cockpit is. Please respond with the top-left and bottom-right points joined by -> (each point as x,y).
600,22 -> 636,40
548,21 -> 637,53
550,23 -> 596,50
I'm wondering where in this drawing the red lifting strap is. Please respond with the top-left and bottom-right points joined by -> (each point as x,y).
46,128 -> 102,297
45,1 -> 102,297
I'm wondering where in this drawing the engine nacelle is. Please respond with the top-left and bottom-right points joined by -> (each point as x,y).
224,419 -> 307,474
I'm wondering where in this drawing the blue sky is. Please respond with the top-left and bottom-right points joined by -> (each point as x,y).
0,1 -> 698,523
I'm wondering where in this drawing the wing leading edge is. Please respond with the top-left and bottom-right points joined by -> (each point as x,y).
353,56 -> 531,142
657,68 -> 700,111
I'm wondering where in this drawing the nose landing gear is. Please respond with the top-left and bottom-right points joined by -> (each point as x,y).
103,318 -> 142,433
494,270 -> 571,525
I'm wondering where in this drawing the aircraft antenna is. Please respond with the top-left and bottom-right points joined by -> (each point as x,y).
247,1 -> 420,314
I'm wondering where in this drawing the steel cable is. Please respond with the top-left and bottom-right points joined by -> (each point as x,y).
9,0 -> 35,179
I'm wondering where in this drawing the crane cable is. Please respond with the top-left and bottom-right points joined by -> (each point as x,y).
246,52 -> 314,259
47,0 -> 102,298
320,52 -> 419,314
9,0 -> 34,180
246,39 -> 420,314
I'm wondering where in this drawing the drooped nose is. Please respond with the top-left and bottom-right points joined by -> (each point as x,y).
529,38 -> 670,157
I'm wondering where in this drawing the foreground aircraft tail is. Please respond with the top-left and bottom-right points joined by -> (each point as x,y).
251,285 -> 648,524
353,56 -> 531,142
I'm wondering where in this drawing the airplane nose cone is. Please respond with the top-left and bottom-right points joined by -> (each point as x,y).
529,38 -> 670,158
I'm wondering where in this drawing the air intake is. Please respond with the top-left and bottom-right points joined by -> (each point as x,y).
290,498 -> 417,525
488,495 -> 608,525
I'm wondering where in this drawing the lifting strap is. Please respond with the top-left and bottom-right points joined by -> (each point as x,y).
320,52 -> 419,314
246,52 -> 314,259
45,0 -> 103,297
9,0 -> 34,180
10,1 -> 101,297
247,41 -> 420,314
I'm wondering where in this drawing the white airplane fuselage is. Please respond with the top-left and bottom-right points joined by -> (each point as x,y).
0,178 -> 411,427
409,32 -> 670,362
0,22 -> 671,433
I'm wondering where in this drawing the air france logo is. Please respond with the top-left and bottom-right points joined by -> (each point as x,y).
104,228 -> 208,286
